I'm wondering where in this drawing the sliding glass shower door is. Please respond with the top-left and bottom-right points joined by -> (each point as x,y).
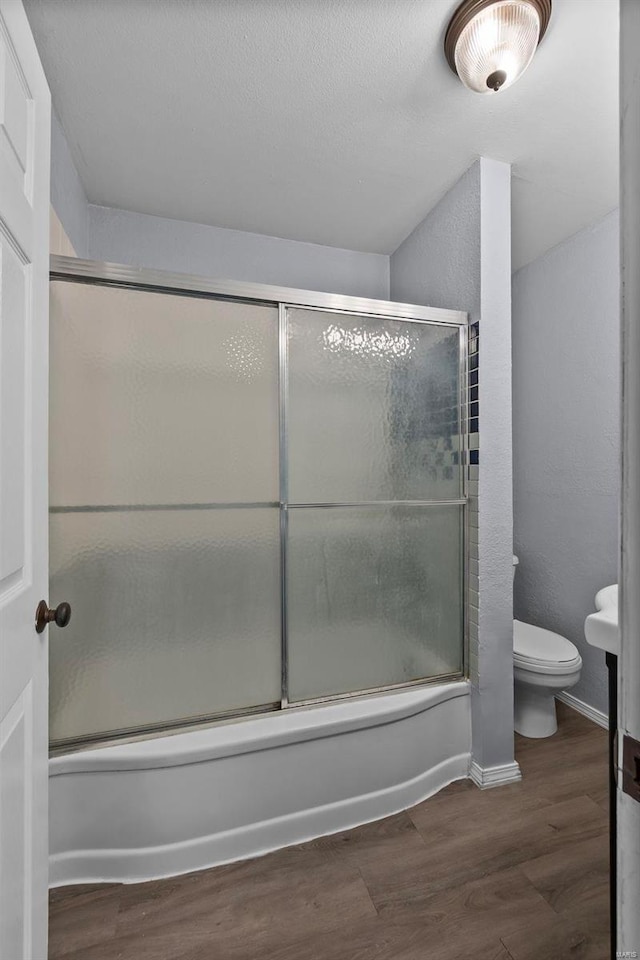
285,308 -> 464,702
49,273 -> 466,748
49,282 -> 282,744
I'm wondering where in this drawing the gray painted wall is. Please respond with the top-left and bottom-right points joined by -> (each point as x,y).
51,111 -> 88,256
86,205 -> 390,298
390,164 -> 481,321
512,210 -> 620,716
50,111 -> 389,298
391,159 -> 516,775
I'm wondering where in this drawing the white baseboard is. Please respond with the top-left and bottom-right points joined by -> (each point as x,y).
556,691 -> 608,729
469,759 -> 522,790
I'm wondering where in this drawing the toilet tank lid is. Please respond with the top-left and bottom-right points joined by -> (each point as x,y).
513,620 -> 579,663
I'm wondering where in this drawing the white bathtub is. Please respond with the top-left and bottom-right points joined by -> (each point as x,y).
49,679 -> 471,886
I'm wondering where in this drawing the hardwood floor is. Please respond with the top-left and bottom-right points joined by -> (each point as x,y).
48,703 -> 609,960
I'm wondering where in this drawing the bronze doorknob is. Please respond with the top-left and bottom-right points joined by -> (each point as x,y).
35,600 -> 71,634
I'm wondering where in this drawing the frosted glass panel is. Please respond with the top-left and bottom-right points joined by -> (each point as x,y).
49,508 -> 281,743
50,282 -> 278,506
287,505 -> 463,702
49,277 -> 466,744
287,309 -> 461,502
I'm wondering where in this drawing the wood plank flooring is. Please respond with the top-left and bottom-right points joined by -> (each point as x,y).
49,702 -> 609,960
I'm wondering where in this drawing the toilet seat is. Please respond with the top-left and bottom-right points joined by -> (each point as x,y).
513,620 -> 582,675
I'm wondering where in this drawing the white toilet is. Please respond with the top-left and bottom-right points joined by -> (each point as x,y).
512,556 -> 582,738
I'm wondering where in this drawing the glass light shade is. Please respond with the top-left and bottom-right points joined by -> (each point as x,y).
454,0 -> 541,94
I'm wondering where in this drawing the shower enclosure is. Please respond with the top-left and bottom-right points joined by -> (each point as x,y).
48,258 -> 469,750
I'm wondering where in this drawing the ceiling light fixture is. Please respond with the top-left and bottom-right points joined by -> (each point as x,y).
444,0 -> 551,94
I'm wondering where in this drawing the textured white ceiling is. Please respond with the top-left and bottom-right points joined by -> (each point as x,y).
25,0 -> 618,269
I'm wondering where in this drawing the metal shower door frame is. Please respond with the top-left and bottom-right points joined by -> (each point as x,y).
278,302 -> 470,709
49,256 -> 470,748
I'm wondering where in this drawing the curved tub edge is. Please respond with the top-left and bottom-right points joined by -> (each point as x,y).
50,680 -> 470,775
50,752 -> 470,887
50,681 -> 471,886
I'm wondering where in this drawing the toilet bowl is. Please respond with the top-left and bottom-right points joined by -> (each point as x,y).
512,557 -> 582,738
513,620 -> 582,738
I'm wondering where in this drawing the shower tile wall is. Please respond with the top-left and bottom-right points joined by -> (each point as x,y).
468,323 -> 479,681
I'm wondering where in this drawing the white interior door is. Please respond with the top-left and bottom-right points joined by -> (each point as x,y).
0,1 -> 51,958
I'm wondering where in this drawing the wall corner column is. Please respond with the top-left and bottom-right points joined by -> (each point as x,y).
470,157 -> 518,782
